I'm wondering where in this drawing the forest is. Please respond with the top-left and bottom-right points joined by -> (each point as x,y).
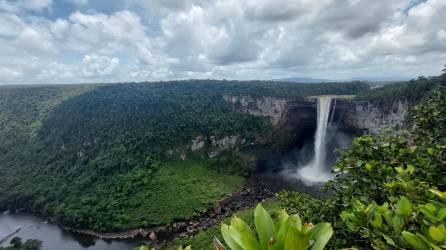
156,69 -> 446,250
0,80 -> 366,232
0,73 -> 445,249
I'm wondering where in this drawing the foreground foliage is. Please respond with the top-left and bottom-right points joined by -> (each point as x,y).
156,201 -> 331,250
161,200 -> 279,250
218,204 -> 333,250
336,87 -> 446,249
276,192 -> 353,248
278,74 -> 446,249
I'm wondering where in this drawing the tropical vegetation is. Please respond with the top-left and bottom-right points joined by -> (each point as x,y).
0,237 -> 42,250
217,204 -> 333,250
2,67 -> 446,249
0,80 -> 366,232
276,72 -> 446,249
158,69 -> 445,249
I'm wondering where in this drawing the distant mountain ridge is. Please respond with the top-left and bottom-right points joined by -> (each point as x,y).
274,76 -> 411,83
273,77 -> 340,83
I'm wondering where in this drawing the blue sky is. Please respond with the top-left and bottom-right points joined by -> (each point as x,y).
0,0 -> 445,84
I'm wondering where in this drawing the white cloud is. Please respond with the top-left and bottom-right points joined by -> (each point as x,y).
21,0 -> 52,11
82,54 -> 120,77
37,63 -> 75,81
50,19 -> 69,39
438,30 -> 446,40
0,67 -> 22,81
0,13 -> 26,37
16,27 -> 56,53
0,0 -> 445,84
0,0 -> 52,12
64,0 -> 88,5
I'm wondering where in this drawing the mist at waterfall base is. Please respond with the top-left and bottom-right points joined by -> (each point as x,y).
282,124 -> 353,185
259,97 -> 355,195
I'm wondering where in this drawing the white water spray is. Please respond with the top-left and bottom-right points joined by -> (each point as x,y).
297,96 -> 334,184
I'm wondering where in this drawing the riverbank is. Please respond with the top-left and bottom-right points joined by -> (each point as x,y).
0,227 -> 22,245
64,174 -> 273,244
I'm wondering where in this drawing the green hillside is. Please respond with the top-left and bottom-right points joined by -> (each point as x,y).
0,80 -> 367,232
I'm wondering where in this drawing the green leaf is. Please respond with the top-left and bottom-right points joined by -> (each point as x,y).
392,215 -> 404,234
430,189 -> 446,201
228,217 -> 261,250
278,209 -> 290,230
396,196 -> 412,217
416,232 -> 442,250
381,233 -> 397,247
221,223 -> 243,250
429,224 -> 446,242
285,224 -> 310,250
341,211 -> 356,231
307,223 -> 333,250
371,212 -> 383,229
402,231 -> 429,250
254,203 -> 277,250
290,215 -> 303,231
272,212 -> 291,250
428,148 -> 434,155
437,208 -> 446,221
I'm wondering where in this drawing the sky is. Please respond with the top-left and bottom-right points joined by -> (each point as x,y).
0,0 -> 445,84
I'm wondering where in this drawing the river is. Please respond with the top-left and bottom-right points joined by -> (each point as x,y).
0,212 -> 141,250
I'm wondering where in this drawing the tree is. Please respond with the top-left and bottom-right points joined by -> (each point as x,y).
10,237 -> 22,248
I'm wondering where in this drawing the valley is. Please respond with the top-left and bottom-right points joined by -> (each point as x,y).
0,75 -> 445,249
1,1 -> 446,249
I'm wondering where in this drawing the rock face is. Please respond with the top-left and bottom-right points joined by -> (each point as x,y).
227,94 -> 410,134
188,96 -> 410,159
281,99 -> 317,127
187,135 -> 246,158
278,99 -> 318,147
209,135 -> 245,158
343,99 -> 409,134
223,95 -> 287,126
279,98 -> 410,136
190,136 -> 206,151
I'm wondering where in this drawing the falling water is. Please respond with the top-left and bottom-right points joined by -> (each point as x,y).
297,96 -> 334,184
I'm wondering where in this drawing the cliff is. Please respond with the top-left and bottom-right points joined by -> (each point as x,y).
223,95 -> 287,126
342,99 -> 409,134
222,94 -> 410,139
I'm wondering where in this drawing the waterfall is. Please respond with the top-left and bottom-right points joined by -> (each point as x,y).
297,96 -> 334,184
329,98 -> 336,123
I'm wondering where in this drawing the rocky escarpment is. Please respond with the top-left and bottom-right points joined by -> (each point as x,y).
188,135 -> 247,158
166,135 -> 251,160
223,95 -> 287,126
343,99 -> 409,134
276,99 -> 317,148
222,94 -> 410,138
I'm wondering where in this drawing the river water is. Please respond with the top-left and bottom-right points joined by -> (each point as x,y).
0,212 -> 141,250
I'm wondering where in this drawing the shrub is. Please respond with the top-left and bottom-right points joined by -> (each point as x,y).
217,203 -> 333,250
278,87 -> 446,249
335,88 -> 446,249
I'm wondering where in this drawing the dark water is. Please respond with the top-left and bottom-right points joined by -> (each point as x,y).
0,212 -> 141,250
